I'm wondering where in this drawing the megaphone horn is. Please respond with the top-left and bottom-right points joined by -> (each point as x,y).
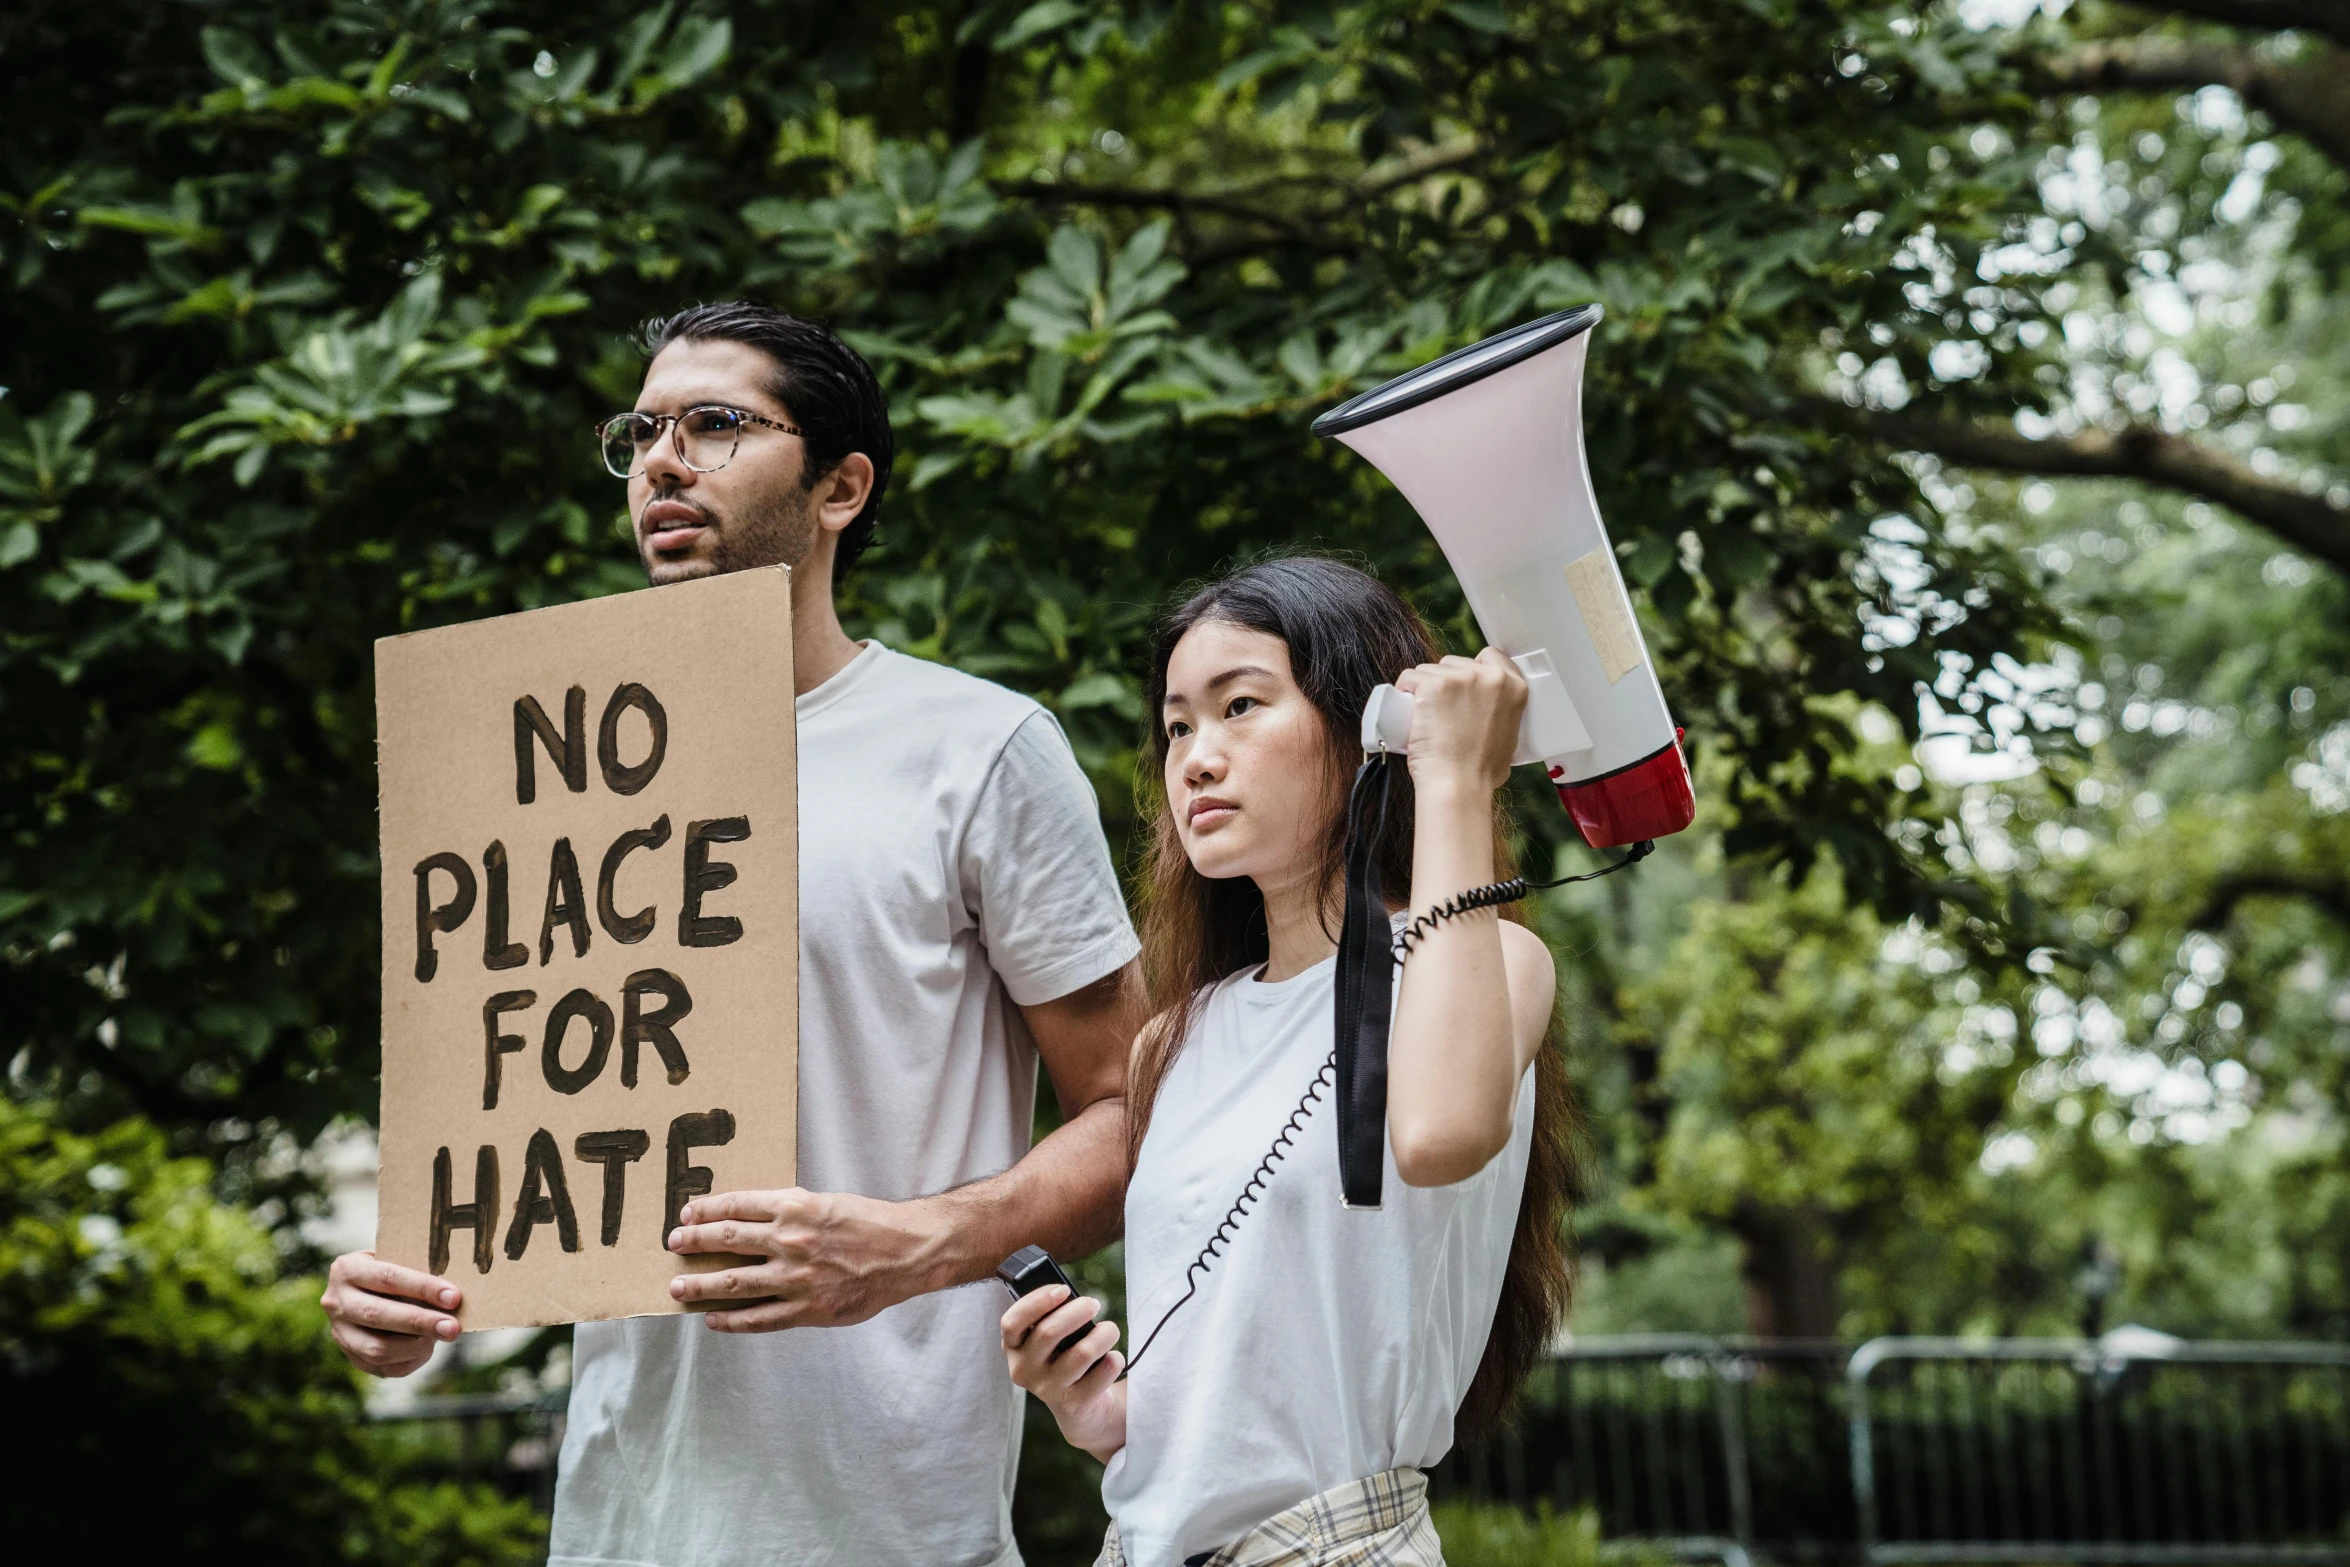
1312,305 -> 1695,849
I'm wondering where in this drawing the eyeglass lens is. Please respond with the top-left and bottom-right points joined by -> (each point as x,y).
601,407 -> 745,478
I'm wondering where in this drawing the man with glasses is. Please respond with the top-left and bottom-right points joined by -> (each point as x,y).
320,304 -> 1144,1567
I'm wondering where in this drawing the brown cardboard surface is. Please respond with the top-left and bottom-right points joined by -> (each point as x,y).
374,565 -> 797,1330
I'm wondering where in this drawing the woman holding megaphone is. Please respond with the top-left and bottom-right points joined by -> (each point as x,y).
1002,556 -> 1582,1567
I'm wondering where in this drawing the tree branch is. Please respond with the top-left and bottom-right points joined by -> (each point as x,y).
2190,871 -> 2350,931
995,137 -> 1488,267
2044,36 -> 2350,167
1847,405 -> 2350,577
997,178 -> 1327,240
2120,0 -> 2350,50
1350,135 -> 1490,201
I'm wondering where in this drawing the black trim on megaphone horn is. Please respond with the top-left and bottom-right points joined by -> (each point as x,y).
1309,303 -> 1605,438
1552,730 -> 1686,790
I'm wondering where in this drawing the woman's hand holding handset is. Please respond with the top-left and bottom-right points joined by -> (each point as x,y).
1385,648 -> 1559,1188
1001,1284 -> 1128,1462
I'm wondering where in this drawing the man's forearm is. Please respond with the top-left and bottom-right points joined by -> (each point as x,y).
904,1095 -> 1128,1294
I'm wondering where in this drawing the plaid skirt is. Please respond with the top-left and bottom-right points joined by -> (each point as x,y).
1093,1467 -> 1441,1567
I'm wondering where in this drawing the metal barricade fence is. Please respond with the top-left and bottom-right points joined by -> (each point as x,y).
1431,1336 -> 2350,1565
368,1388 -> 568,1516
1431,1335 -> 1854,1561
1849,1339 -> 2350,1565
371,1338 -> 2349,1565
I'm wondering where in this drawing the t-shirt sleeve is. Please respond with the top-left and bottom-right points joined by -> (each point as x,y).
959,708 -> 1142,1008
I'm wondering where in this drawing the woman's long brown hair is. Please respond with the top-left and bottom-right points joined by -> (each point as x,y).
1130,555 -> 1586,1439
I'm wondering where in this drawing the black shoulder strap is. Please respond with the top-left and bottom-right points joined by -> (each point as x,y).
1333,754 -> 1397,1209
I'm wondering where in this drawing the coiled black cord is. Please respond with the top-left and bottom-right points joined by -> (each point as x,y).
1391,839 -> 1654,960
1123,1046 -> 1336,1371
1120,837 -> 1653,1370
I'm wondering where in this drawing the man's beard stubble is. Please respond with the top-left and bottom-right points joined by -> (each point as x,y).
643,480 -> 821,584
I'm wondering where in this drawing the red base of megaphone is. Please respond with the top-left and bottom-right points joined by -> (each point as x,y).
1551,732 -> 1695,848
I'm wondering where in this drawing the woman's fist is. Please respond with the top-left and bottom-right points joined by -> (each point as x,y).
1393,648 -> 1526,793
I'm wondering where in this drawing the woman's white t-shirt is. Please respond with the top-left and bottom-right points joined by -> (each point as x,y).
1103,953 -> 1536,1567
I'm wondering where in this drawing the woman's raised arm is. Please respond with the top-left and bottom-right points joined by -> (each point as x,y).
1385,649 -> 1558,1187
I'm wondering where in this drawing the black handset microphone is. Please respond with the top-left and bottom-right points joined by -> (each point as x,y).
995,1246 -> 1097,1360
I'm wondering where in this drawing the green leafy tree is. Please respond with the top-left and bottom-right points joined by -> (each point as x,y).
1927,463 -> 2350,1339
1619,864 -> 2034,1337
1555,0 -> 2349,1342
1576,468 -> 2350,1341
3,0 -> 2071,1170
1854,1 -> 2347,579
0,1095 -> 545,1560
5,6 -> 2346,1555
1854,0 -> 2350,1340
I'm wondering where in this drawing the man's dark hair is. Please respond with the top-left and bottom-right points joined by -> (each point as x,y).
640,303 -> 894,584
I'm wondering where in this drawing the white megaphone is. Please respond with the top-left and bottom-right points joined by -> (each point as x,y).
1312,305 -> 1695,848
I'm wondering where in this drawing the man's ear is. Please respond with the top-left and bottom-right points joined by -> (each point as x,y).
812,452 -> 875,537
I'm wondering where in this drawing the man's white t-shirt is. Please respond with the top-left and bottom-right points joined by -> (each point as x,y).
550,641 -> 1140,1567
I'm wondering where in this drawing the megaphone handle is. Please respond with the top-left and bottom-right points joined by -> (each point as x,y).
1360,654 -> 1586,765
1361,684 -> 1415,754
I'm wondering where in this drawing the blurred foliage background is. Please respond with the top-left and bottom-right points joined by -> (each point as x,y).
2,0 -> 2344,1559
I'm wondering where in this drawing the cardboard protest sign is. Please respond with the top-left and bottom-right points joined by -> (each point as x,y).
374,564 -> 797,1330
